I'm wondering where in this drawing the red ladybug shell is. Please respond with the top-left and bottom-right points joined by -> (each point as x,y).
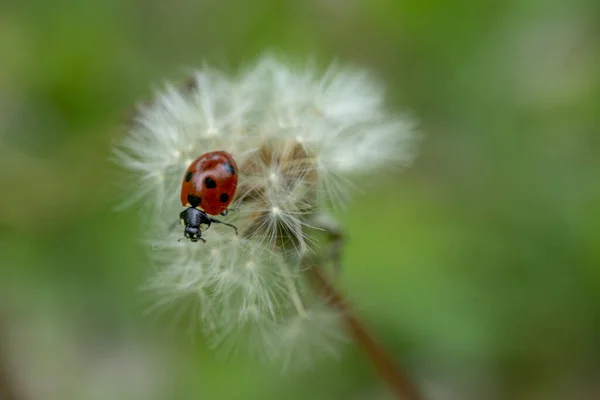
180,151 -> 238,216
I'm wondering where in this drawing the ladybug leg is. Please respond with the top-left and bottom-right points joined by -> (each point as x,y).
208,218 -> 239,235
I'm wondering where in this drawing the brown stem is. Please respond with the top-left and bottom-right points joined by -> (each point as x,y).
0,319 -> 23,400
307,267 -> 424,400
0,363 -> 21,400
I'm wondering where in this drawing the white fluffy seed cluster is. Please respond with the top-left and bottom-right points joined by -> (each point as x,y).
115,54 -> 418,369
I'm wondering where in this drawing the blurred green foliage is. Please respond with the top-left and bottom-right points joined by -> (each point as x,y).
1,0 -> 599,399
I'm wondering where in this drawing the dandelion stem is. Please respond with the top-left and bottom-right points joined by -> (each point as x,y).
307,267 -> 424,400
0,318 -> 23,400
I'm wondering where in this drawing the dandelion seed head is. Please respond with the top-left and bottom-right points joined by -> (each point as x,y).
116,53 -> 418,368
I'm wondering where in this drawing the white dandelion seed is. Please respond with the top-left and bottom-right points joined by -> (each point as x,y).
116,53 -> 419,368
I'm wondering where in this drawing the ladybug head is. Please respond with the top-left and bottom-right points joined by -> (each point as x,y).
180,207 -> 210,243
184,225 -> 201,242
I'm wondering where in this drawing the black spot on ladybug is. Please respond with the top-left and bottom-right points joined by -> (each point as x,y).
184,171 -> 193,182
220,193 -> 230,203
223,162 -> 236,175
204,176 -> 217,189
188,194 -> 201,207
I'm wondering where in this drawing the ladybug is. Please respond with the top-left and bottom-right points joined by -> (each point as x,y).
179,151 -> 238,243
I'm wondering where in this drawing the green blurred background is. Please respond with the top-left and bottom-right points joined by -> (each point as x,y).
1,0 -> 599,399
